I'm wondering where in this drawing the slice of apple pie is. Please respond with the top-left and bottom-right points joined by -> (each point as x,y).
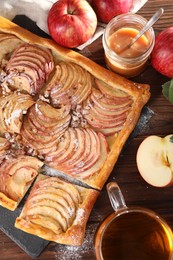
15,174 -> 99,245
0,155 -> 43,211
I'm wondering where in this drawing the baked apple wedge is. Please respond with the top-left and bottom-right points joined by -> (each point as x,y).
5,43 -> 54,95
20,100 -> 71,154
43,61 -> 92,107
82,80 -> 133,136
45,127 -> 109,188
15,174 -> 99,245
0,91 -> 34,134
0,155 -> 43,211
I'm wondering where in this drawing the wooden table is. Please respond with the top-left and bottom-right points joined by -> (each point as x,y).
1,0 -> 173,259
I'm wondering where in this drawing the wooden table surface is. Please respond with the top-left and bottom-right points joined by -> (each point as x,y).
1,0 -> 173,259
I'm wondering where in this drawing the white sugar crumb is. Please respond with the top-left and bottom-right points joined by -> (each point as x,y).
73,139 -> 79,151
5,109 -> 22,125
76,161 -> 85,168
35,103 -> 42,115
39,94 -> 50,103
70,105 -> 88,128
67,207 -> 75,217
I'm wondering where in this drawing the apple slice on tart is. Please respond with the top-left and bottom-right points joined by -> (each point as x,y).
0,155 -> 43,211
43,61 -> 92,107
15,174 -> 99,246
45,127 -> 109,189
82,80 -> 133,136
20,100 -> 71,155
4,43 -> 54,95
0,91 -> 34,134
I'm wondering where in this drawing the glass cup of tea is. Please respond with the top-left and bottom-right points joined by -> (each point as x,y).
95,182 -> 173,260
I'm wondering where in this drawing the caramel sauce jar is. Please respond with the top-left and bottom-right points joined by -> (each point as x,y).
102,14 -> 155,78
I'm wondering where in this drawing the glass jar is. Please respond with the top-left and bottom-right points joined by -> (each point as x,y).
102,13 -> 155,78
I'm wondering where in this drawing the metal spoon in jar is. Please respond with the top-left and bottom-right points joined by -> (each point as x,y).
118,8 -> 164,54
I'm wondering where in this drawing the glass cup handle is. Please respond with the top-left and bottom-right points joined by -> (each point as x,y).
106,182 -> 127,212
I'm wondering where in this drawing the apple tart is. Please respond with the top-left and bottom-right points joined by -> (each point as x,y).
15,174 -> 99,245
0,16 -> 151,246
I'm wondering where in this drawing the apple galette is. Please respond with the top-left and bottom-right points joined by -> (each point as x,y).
0,16 -> 150,245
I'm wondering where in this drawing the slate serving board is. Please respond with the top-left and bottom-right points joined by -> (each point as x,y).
0,15 -> 154,258
0,202 -> 49,258
0,16 -> 52,259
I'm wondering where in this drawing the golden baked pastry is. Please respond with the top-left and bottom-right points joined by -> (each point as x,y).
0,16 -> 150,245
15,174 -> 99,245
0,32 -> 23,61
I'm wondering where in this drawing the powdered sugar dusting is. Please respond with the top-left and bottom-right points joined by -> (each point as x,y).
51,222 -> 99,260
74,208 -> 85,224
5,109 -> 22,125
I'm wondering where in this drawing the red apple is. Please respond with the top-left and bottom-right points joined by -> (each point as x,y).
136,135 -> 173,187
91,0 -> 132,23
151,27 -> 173,78
47,0 -> 97,48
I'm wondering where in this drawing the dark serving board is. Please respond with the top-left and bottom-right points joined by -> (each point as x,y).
0,203 -> 49,258
0,15 -> 154,259
0,15 -> 52,259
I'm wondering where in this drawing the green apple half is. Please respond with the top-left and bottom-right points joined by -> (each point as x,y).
136,135 -> 173,187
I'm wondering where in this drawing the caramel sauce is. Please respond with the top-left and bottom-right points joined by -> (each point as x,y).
105,54 -> 148,78
108,28 -> 149,58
